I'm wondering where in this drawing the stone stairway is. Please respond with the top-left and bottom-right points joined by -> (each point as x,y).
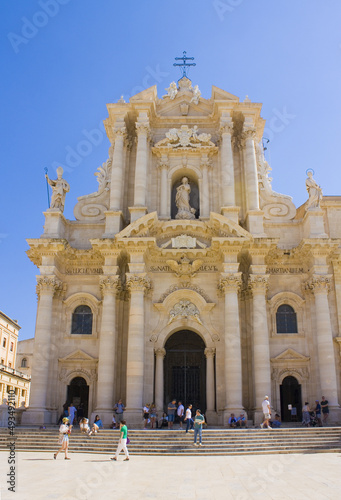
1,427 -> 341,456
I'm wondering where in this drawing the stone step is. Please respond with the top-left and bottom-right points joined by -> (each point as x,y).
1,428 -> 340,456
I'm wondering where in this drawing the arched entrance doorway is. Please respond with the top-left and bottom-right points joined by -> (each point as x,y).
67,377 -> 89,418
280,376 -> 302,421
164,330 -> 206,412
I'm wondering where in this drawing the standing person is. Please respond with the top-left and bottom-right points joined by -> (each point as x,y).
167,399 -> 177,429
111,420 -> 129,461
260,396 -> 272,429
149,403 -> 157,429
314,400 -> 323,426
302,402 -> 311,426
321,396 -> 329,425
68,403 -> 77,426
54,417 -> 72,460
113,399 -> 125,424
177,401 -> 184,429
143,404 -> 150,429
184,404 -> 194,433
193,409 -> 205,446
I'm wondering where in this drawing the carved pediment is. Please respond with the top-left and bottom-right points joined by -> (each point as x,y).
211,86 -> 239,101
154,125 -> 215,149
209,213 -> 253,239
271,348 -> 310,364
59,350 -> 98,363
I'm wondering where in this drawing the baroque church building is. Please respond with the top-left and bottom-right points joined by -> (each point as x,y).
23,73 -> 341,426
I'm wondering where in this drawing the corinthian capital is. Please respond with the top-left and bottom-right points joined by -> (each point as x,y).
242,127 -> 256,141
136,122 -> 151,137
218,273 -> 242,293
305,275 -> 332,294
36,276 -> 63,298
99,275 -> 120,297
112,126 -> 127,141
248,274 -> 269,294
126,273 -> 151,293
220,123 -> 233,136
155,347 -> 166,358
204,347 -> 216,359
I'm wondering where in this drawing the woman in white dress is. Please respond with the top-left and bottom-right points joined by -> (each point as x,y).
54,417 -> 72,460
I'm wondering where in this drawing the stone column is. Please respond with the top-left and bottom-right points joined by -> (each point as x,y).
125,274 -> 151,424
220,121 -> 235,207
306,276 -> 340,419
158,156 -> 169,219
109,127 -> 127,210
130,122 -> 150,222
219,274 -> 243,422
204,348 -> 216,413
242,127 -> 259,211
154,348 -> 166,412
200,155 -> 210,219
248,274 -> 271,424
94,276 -> 120,425
23,276 -> 62,424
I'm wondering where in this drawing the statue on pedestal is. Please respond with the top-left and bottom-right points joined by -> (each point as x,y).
305,170 -> 322,210
45,167 -> 70,212
175,177 -> 196,220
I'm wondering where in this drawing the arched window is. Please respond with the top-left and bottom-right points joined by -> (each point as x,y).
71,305 -> 93,335
21,358 -> 27,368
276,304 -> 298,334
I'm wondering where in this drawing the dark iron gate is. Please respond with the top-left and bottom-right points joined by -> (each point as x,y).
163,330 -> 206,412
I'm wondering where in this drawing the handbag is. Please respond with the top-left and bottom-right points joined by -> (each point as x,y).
126,437 -> 130,445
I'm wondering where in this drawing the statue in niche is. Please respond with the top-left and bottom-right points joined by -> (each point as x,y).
175,177 -> 196,219
305,170 -> 322,210
45,167 -> 70,212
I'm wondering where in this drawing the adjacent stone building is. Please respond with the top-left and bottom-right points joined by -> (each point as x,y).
23,75 -> 341,426
0,311 -> 30,408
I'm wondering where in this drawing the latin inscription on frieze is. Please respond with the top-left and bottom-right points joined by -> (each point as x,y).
267,267 -> 304,274
149,265 -> 218,272
65,267 -> 103,275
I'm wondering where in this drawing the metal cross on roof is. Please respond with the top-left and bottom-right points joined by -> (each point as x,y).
173,51 -> 196,78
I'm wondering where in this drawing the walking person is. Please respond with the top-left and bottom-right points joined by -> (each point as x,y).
167,399 -> 177,429
302,402 -> 311,426
177,401 -> 184,429
113,399 -> 125,424
68,402 -> 77,426
321,396 -> 329,425
111,420 -> 129,461
184,404 -> 194,433
260,395 -> 272,429
54,417 -> 72,460
143,403 -> 150,429
314,400 -> 323,426
149,403 -> 157,429
193,409 -> 205,446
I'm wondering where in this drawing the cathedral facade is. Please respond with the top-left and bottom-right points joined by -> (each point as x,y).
24,75 -> 341,426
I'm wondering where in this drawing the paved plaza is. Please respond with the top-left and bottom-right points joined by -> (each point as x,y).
1,451 -> 341,499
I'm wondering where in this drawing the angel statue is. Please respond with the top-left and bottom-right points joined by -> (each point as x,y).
175,177 -> 196,219
165,82 -> 178,100
305,170 -> 322,210
190,85 -> 201,105
45,167 -> 70,213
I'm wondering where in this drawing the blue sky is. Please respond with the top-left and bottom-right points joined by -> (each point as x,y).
1,0 -> 341,340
